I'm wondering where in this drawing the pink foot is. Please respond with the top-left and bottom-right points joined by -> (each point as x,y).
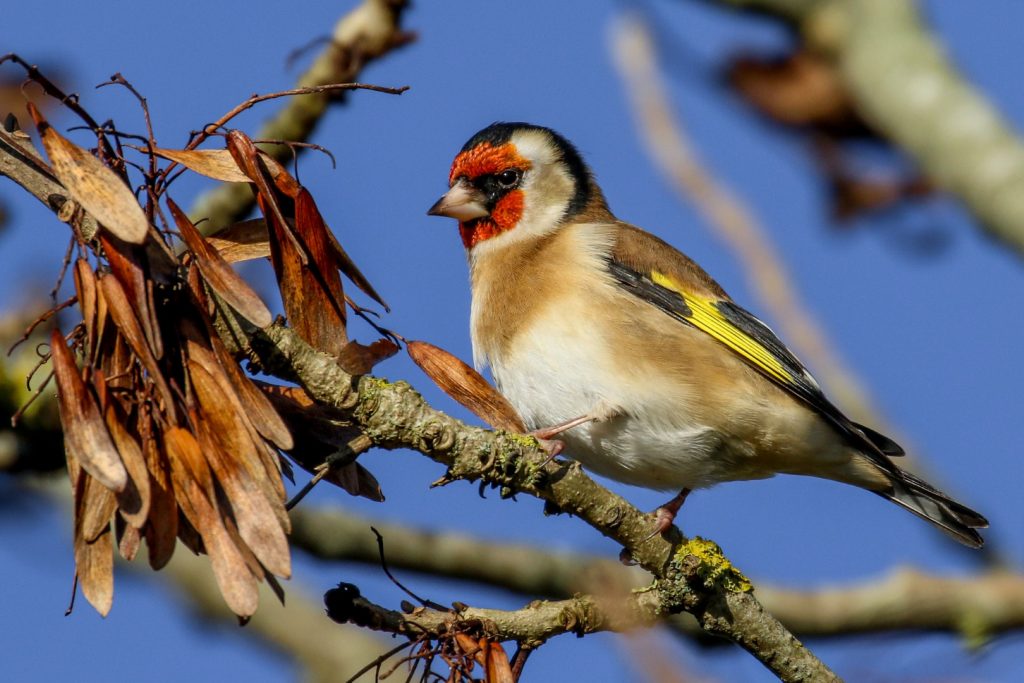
643,488 -> 691,541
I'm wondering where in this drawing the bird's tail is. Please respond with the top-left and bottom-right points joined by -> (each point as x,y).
876,467 -> 988,548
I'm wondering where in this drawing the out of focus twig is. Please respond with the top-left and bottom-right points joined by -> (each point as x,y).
188,0 -> 413,232
292,508 -> 1024,643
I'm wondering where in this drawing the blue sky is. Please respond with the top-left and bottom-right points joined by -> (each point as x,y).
2,1 -> 1023,681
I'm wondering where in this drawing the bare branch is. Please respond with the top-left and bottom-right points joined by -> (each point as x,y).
293,508 -> 1024,642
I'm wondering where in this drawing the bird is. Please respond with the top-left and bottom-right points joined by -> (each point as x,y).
427,121 -> 987,547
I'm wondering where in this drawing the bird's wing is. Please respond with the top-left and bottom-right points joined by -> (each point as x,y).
608,224 -> 903,457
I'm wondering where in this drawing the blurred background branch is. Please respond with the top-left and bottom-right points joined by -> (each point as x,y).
189,0 -> 414,233
701,0 -> 1024,257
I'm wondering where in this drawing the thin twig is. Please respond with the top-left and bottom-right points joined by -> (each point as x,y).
155,83 -> 407,188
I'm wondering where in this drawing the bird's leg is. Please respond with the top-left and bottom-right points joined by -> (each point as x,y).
644,488 -> 691,541
530,413 -> 598,441
530,405 -> 619,466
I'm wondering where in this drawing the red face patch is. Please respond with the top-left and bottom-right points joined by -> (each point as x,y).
449,142 -> 532,249
459,190 -> 524,249
449,142 -> 531,185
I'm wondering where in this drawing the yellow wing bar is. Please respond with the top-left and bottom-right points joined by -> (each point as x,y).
650,271 -> 794,385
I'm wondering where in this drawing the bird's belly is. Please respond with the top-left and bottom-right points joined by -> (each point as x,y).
488,331 -> 768,491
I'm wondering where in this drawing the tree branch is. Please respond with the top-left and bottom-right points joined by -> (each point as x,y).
701,0 -> 1024,258
293,507 -> 1024,643
239,322 -> 840,682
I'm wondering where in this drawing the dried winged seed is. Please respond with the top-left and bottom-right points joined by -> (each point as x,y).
73,259 -> 98,357
226,131 -> 300,234
260,193 -> 348,355
206,219 -> 272,264
28,103 -> 149,244
336,338 -> 399,375
75,522 -> 115,617
163,426 -> 216,508
153,148 -> 251,183
98,232 -> 163,360
167,433 -> 260,617
205,324 -> 292,450
117,518 -> 141,561
49,328 -> 127,491
80,474 -> 116,542
189,361 -> 292,574
185,324 -> 293,464
406,340 -> 526,433
137,410 -> 177,569
454,634 -> 485,665
295,188 -> 348,323
97,274 -> 176,421
103,402 -> 151,528
329,462 -> 385,503
485,641 -> 515,683
152,147 -> 295,188
168,198 -> 272,328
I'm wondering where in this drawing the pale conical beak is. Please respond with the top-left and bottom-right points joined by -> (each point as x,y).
427,179 -> 489,221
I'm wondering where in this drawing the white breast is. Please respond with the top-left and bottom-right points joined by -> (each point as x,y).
480,286 -> 764,491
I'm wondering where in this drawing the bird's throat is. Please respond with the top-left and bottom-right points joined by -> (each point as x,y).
459,190 -> 524,249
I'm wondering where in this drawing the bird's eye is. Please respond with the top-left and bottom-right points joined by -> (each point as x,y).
497,169 -> 521,188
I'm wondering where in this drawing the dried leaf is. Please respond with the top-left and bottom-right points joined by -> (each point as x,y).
97,273 -> 177,420
485,641 -> 515,683
407,340 -> 526,433
165,427 -> 259,616
191,407 -> 291,578
336,338 -> 399,375
168,197 -> 272,328
99,232 -> 163,360
75,523 -> 114,617
202,316 -> 293,450
206,219 -> 271,263
117,517 -> 141,561
103,402 -> 151,528
73,258 -> 99,358
152,146 -> 295,187
455,633 -> 485,666
261,193 -> 348,355
49,328 -> 127,491
80,474 -> 116,542
29,102 -> 148,244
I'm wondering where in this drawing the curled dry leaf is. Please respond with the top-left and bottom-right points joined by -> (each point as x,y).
258,383 -> 384,502
168,197 -> 273,328
28,102 -> 149,244
336,338 -> 399,375
49,328 -> 127,491
407,340 -> 526,433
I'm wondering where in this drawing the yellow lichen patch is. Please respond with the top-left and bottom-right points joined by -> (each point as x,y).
676,537 -> 753,593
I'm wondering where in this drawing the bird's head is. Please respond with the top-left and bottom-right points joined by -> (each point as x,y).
428,122 -> 607,250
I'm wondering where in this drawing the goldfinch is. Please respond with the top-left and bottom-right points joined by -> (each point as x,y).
427,122 -> 987,547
